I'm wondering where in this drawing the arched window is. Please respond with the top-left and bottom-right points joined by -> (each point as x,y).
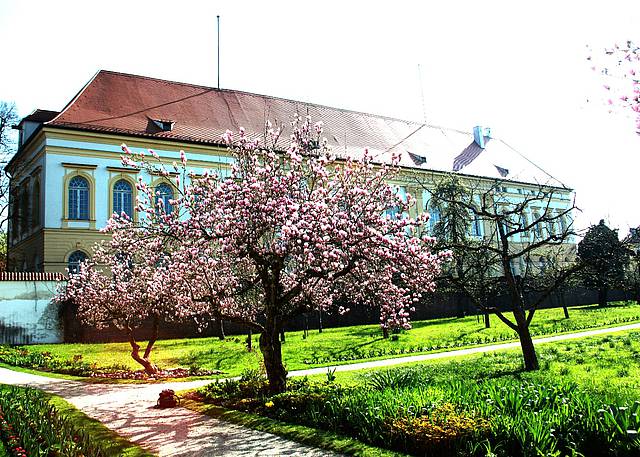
155,183 -> 174,214
32,181 -> 40,227
68,176 -> 89,220
113,179 -> 133,218
68,250 -> 88,275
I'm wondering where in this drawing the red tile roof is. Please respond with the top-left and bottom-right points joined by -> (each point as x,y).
40,70 -> 566,187
48,70 -> 424,151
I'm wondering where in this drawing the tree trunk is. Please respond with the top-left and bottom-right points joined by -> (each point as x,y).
247,329 -> 252,351
259,324 -> 287,394
217,319 -> 225,340
560,290 -> 570,319
480,296 -> 490,328
318,309 -> 323,333
382,327 -> 389,339
513,309 -> 538,371
598,287 -> 609,307
127,319 -> 159,375
280,329 -> 286,343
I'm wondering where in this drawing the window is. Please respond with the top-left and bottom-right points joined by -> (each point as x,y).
385,186 -> 407,219
520,213 -> 529,235
68,250 -> 88,275
32,181 -> 40,227
113,179 -> 133,218
155,183 -> 174,214
429,206 -> 441,234
19,184 -> 30,235
510,259 -> 519,276
560,215 -> 568,233
470,214 -> 482,237
539,256 -> 547,272
68,176 -> 89,220
532,211 -> 541,238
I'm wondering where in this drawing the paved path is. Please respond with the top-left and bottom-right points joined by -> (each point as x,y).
2,370 -> 338,456
3,322 -> 640,456
287,322 -> 640,377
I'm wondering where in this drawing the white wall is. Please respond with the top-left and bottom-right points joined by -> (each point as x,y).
0,280 -> 63,344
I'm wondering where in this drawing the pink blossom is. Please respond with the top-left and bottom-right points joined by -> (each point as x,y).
64,117 -> 447,390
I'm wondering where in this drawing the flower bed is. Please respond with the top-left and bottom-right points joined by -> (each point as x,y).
0,346 -> 222,380
89,367 -> 223,380
0,385 -> 112,456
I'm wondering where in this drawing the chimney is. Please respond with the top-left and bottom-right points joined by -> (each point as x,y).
473,126 -> 491,148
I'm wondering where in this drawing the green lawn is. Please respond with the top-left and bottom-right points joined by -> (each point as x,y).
26,301 -> 640,378
189,330 -> 640,457
319,329 -> 640,401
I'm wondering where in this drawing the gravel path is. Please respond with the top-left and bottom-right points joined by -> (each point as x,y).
3,322 -> 640,456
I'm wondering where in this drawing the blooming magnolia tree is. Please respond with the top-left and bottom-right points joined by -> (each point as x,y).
81,118 -> 447,393
58,220 -> 206,375
588,40 -> 640,133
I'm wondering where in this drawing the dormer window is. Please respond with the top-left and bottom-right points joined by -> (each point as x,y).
408,151 -> 427,166
152,119 -> 174,132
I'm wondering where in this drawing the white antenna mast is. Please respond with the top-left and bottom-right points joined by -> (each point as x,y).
217,15 -> 221,89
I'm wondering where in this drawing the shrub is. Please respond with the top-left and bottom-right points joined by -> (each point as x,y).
386,403 -> 490,455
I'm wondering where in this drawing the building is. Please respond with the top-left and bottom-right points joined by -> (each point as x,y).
7,70 -> 575,273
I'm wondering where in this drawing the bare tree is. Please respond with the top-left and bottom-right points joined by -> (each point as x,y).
417,173 -> 578,371
521,245 -> 582,320
429,175 -> 502,327
0,102 -> 19,268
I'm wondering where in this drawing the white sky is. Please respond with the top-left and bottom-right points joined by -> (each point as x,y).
1,0 -> 638,235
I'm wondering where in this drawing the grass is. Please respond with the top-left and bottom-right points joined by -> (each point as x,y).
323,329 -> 640,400
188,330 -> 640,457
23,301 -> 640,379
